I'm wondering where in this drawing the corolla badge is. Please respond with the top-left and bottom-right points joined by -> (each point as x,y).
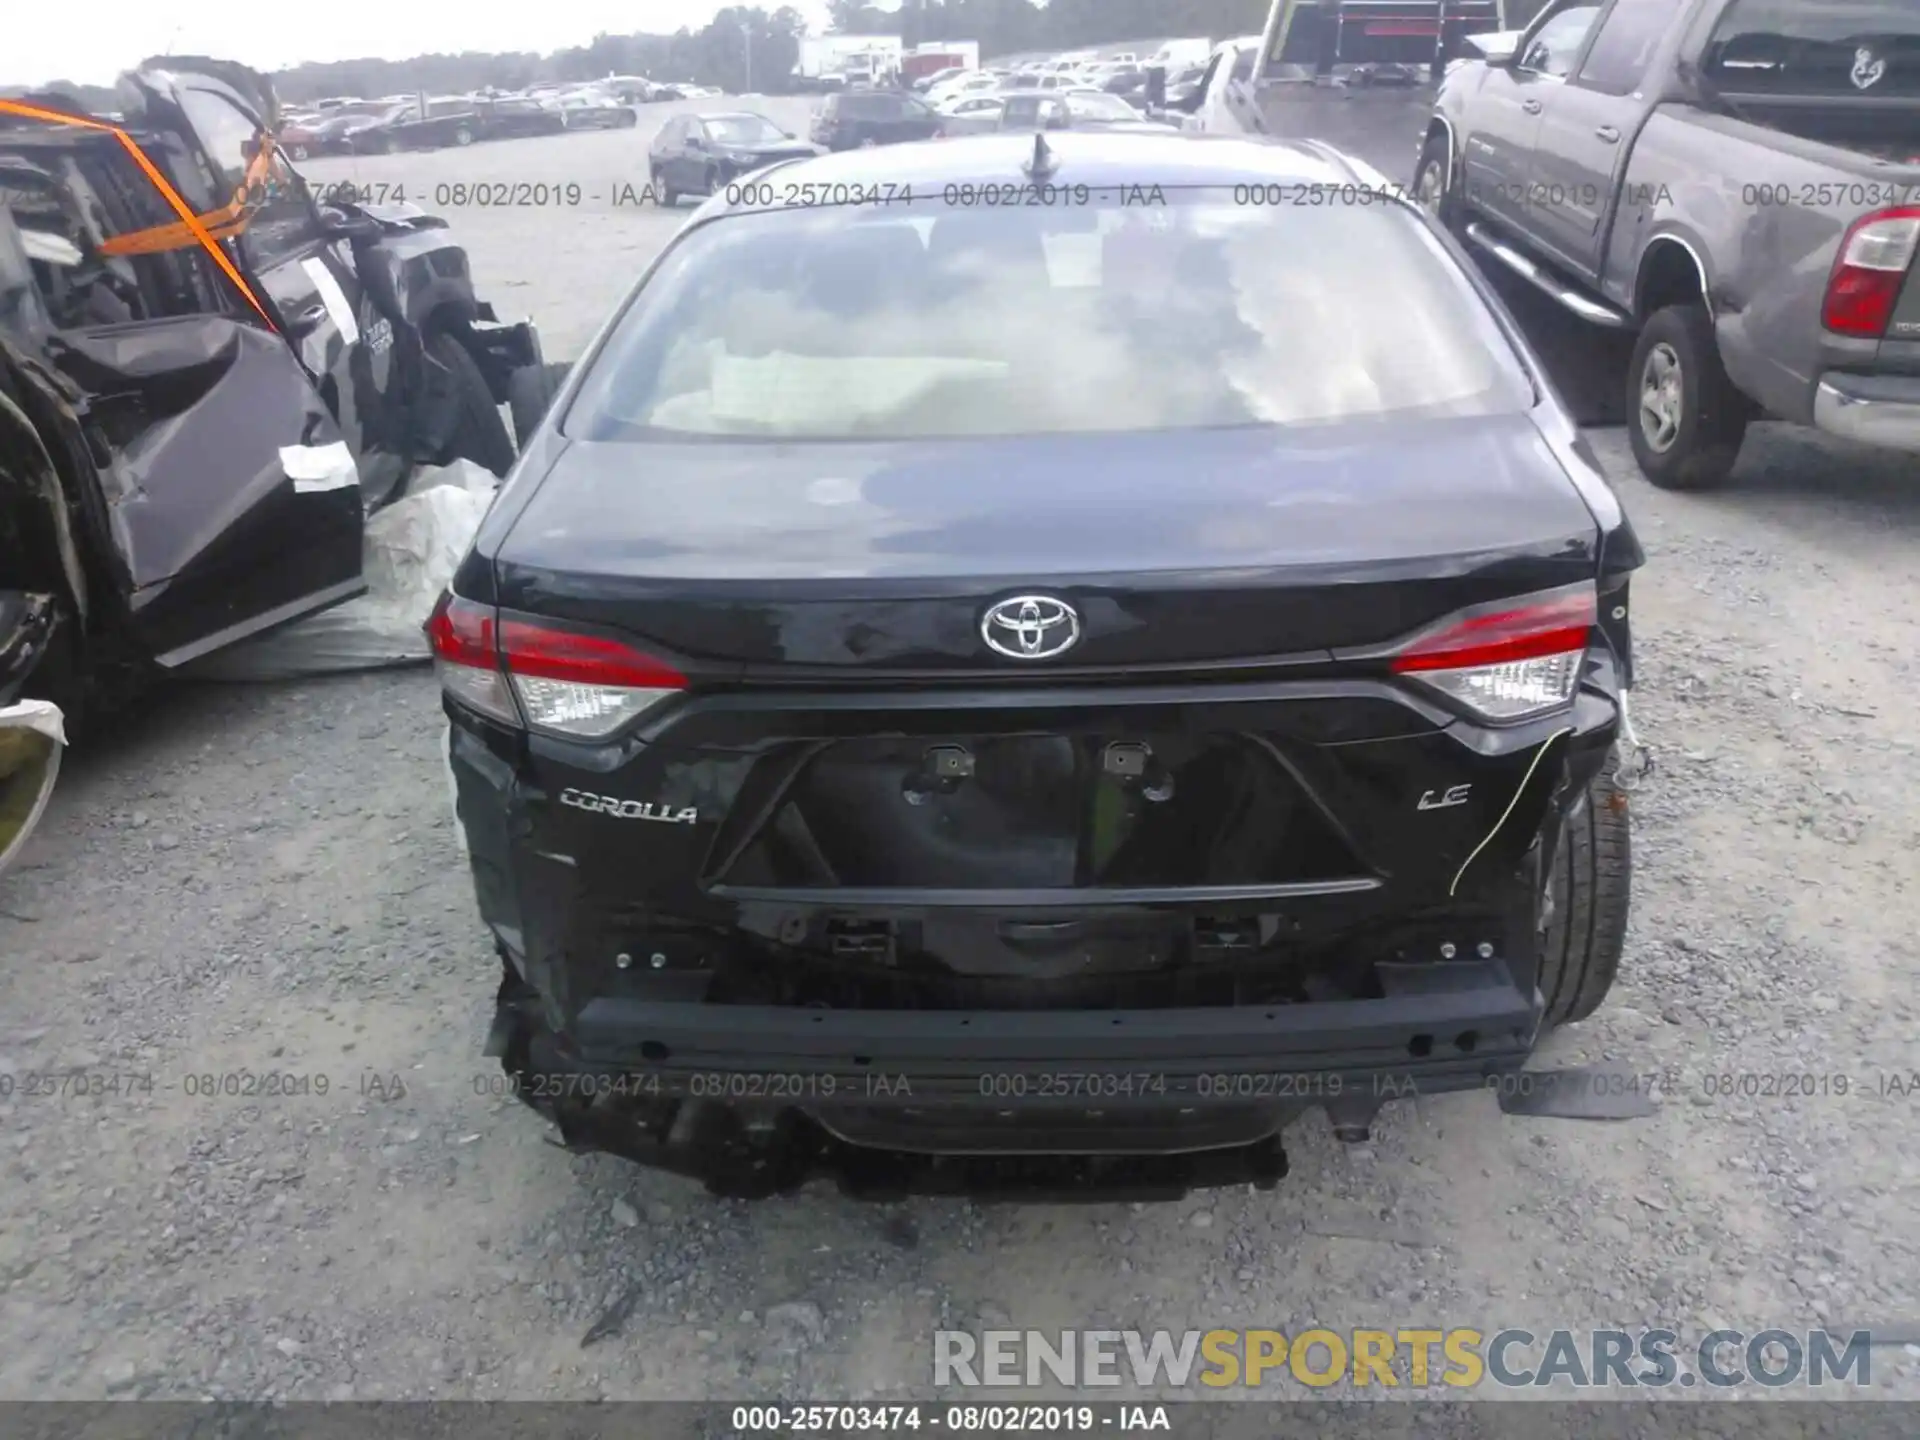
1851,47 -> 1887,90
981,595 -> 1081,660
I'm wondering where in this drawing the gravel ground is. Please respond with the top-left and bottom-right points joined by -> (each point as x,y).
0,100 -> 1917,1405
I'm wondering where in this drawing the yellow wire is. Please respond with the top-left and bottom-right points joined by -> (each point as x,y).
1448,726 -> 1576,898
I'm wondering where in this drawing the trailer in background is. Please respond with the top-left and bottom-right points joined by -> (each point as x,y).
902,41 -> 981,86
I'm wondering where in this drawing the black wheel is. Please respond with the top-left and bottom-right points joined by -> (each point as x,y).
1538,750 -> 1631,1027
506,361 -> 571,449
1627,303 -> 1748,490
425,330 -> 516,478
1412,132 -> 1462,235
651,164 -> 677,207
620,110 -> 638,128
454,125 -> 475,146
704,165 -> 722,195
287,142 -> 311,161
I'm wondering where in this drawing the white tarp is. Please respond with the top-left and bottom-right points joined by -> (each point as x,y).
0,698 -> 65,879
187,460 -> 499,681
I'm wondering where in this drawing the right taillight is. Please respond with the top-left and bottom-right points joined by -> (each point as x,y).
426,593 -> 687,739
1823,207 -> 1920,338
1390,583 -> 1595,723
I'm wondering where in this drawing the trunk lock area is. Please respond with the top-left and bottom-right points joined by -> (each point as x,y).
902,744 -> 974,805
1101,741 -> 1175,801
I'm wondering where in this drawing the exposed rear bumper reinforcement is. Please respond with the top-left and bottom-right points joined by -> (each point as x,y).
571,957 -> 1538,1080
496,958 -> 1542,1197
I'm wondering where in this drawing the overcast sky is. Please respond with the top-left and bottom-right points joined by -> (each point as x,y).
9,0 -> 884,87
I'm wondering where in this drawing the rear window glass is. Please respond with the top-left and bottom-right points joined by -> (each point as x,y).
1704,0 -> 1920,95
566,191 -> 1531,441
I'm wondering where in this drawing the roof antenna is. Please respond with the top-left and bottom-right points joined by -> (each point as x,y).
1024,130 -> 1056,181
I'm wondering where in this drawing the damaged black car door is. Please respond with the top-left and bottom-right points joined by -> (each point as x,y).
74,70 -> 381,666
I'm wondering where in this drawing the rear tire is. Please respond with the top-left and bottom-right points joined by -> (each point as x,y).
1412,132 -> 1463,237
454,125 -> 475,146
1538,750 -> 1631,1027
506,361 -> 570,449
1627,303 -> 1748,491
425,330 -> 516,479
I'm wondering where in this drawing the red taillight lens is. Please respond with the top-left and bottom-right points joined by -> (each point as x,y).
1391,583 -> 1595,721
427,593 -> 518,726
1823,207 -> 1920,338
426,594 -> 687,738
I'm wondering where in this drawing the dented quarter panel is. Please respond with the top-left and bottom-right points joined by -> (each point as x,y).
1604,105 -> 1919,423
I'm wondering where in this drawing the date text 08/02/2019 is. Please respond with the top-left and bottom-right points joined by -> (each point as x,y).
473,1068 -> 1437,1105
729,1405 -> 1167,1432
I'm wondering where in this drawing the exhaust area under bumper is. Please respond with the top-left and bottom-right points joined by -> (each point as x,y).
488,955 -> 1541,1199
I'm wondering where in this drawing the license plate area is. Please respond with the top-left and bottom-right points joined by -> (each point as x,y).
708,732 -> 1361,890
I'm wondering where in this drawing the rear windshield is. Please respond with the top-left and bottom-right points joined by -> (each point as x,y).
565,190 -> 1532,442
1704,0 -> 1920,95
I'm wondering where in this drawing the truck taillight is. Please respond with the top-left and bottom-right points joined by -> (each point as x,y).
426,594 -> 686,739
1823,207 -> 1920,339
1390,583 -> 1595,722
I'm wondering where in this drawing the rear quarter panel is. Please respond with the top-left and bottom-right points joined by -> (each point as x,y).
1607,106 -> 1920,422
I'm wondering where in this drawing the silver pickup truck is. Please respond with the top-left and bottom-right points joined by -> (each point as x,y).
1417,0 -> 1920,488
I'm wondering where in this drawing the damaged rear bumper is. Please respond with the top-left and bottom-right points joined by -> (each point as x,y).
490,954 -> 1540,1197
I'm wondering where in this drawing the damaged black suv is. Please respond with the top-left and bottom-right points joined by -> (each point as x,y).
436,132 -> 1645,1200
2,60 -> 540,724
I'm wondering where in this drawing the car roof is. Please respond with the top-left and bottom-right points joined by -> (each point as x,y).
693,131 -> 1373,220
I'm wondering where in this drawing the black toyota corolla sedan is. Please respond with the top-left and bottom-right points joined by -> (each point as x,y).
646,111 -> 824,206
433,131 -> 1646,1200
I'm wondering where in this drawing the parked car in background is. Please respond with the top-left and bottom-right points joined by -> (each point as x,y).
810,90 -> 943,150
477,96 -> 569,140
995,93 -> 1171,133
649,111 -> 825,204
928,72 -> 1000,107
1417,0 -> 1920,488
352,96 -> 483,151
914,66 -> 968,93
276,115 -> 331,160
1061,90 -> 1158,124
936,95 -> 1010,133
602,75 -> 658,103
549,89 -> 639,129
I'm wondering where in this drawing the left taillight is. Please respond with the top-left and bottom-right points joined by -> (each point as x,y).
427,593 -> 518,726
1823,207 -> 1920,338
1389,583 -> 1595,723
426,594 -> 687,739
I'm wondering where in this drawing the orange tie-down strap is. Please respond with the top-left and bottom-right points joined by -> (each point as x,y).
0,96 -> 274,326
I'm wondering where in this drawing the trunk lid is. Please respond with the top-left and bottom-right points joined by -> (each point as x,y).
493,413 -> 1599,673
